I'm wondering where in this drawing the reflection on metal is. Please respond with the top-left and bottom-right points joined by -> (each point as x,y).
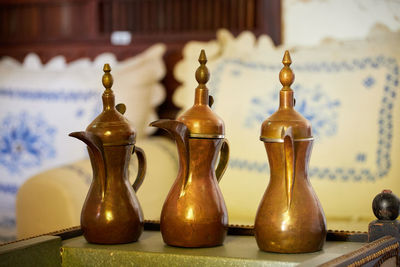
255,51 -> 327,253
150,50 -> 229,247
69,64 -> 147,244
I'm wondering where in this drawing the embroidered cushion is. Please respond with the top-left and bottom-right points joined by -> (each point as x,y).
0,44 -> 166,241
174,28 -> 400,228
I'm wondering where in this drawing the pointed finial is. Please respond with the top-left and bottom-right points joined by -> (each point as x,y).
195,49 -> 210,85
102,63 -> 113,90
282,50 -> 292,65
279,50 -> 295,89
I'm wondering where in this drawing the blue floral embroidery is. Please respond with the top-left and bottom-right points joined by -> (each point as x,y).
75,98 -> 102,120
0,88 -> 98,101
210,56 -> 398,181
229,159 -> 269,173
0,112 -> 56,173
0,183 -> 18,194
244,84 -> 340,139
356,153 -> 367,162
75,108 -> 85,118
363,76 -> 375,88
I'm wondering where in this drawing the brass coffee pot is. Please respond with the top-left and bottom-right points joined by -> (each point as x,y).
69,64 -> 146,244
255,51 -> 327,253
150,50 -> 230,247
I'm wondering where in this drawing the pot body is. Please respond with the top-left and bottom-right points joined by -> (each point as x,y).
81,145 -> 144,244
161,138 -> 228,247
254,141 -> 326,253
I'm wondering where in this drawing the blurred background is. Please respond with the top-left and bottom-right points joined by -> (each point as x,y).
0,0 -> 399,243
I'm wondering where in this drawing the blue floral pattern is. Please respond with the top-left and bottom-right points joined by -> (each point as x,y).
0,79 -> 100,243
244,84 -> 340,139
363,76 -> 375,88
0,112 -> 56,173
209,55 -> 398,181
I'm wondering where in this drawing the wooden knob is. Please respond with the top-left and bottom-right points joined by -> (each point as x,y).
372,190 -> 400,220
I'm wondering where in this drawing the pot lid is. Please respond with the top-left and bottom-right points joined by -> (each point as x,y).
177,50 -> 225,139
86,64 -> 136,146
260,51 -> 313,142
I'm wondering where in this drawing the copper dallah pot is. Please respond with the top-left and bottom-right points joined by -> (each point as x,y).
69,64 -> 146,244
150,50 -> 230,247
255,51 -> 327,253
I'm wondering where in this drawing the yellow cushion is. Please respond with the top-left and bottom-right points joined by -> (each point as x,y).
174,28 -> 400,229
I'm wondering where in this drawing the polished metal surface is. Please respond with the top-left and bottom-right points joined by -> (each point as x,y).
255,51 -> 327,253
259,137 -> 314,143
69,64 -> 146,244
150,50 -> 229,247
189,133 -> 225,139
260,51 -> 312,141
85,64 -> 136,146
177,49 -> 225,138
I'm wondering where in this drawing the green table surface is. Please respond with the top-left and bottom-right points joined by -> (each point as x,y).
61,231 -> 365,267
0,235 -> 62,267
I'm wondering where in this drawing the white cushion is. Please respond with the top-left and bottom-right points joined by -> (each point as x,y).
0,44 -> 166,241
174,27 -> 400,229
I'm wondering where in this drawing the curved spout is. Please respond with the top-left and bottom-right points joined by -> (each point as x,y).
69,131 -> 107,197
282,127 -> 295,210
150,120 -> 190,193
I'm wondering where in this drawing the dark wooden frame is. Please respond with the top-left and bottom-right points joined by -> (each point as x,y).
321,236 -> 399,267
0,0 -> 282,120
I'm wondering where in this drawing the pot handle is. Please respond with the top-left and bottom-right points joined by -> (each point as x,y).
132,146 -> 147,192
215,139 -> 230,183
283,127 -> 295,209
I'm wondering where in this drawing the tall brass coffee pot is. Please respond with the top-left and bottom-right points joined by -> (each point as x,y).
70,64 -> 146,244
255,51 -> 327,253
150,50 -> 230,247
